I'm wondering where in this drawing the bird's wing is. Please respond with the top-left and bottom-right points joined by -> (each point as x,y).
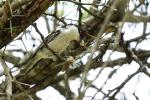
34,30 -> 61,54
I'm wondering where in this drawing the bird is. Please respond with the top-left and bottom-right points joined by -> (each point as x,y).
19,25 -> 80,73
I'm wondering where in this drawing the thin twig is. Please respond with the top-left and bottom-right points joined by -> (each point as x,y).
60,0 -> 102,19
78,0 -> 82,33
78,0 -> 121,99
44,13 -> 67,25
0,57 -> 12,100
64,69 -> 71,100
43,15 -> 51,33
32,23 -> 62,61
13,77 -> 34,100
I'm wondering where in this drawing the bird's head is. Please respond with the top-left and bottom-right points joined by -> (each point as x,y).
65,26 -> 80,42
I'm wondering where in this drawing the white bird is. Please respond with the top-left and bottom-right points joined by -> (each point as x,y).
20,26 -> 80,73
37,26 -> 80,58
